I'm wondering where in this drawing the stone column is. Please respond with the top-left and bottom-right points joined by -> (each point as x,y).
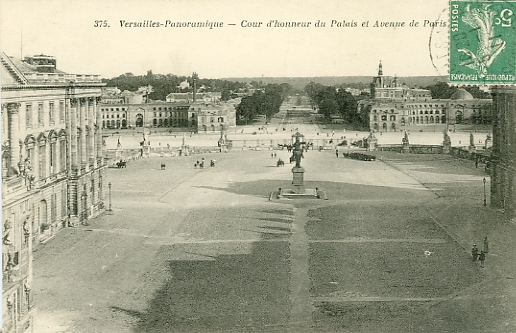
6,103 -> 21,172
69,98 -> 79,170
79,98 -> 87,170
95,97 -> 103,166
88,97 -> 95,166
490,86 -> 516,218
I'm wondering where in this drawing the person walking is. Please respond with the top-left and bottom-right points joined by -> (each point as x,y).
478,251 -> 486,268
483,237 -> 489,254
472,244 -> 479,262
336,149 -> 339,158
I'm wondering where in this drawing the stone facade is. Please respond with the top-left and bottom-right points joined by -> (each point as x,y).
189,98 -> 238,133
100,102 -> 190,129
490,87 -> 516,218
364,62 -> 492,132
1,52 -> 106,333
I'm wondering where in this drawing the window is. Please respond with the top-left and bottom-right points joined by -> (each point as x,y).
62,188 -> 67,217
38,103 -> 44,126
60,101 -> 65,122
39,143 -> 46,179
51,193 -> 57,222
50,141 -> 57,174
60,139 -> 66,171
49,102 -> 55,123
26,104 -> 32,128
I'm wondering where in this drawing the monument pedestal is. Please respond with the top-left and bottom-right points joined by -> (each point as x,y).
442,142 -> 451,154
402,143 -> 410,153
115,148 -> 124,160
292,167 -> 305,194
142,144 -> 150,158
180,145 -> 189,156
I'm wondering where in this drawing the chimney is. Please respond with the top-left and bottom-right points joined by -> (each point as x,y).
24,54 -> 57,73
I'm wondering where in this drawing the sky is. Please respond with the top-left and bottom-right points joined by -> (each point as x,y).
0,0 -> 449,79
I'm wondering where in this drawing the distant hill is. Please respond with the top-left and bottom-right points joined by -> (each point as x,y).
220,76 -> 447,90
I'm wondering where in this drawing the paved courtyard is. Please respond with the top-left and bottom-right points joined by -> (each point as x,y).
32,145 -> 516,332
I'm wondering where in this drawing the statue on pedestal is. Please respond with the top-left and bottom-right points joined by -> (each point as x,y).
291,136 -> 304,168
443,129 -> 451,144
402,131 -> 409,145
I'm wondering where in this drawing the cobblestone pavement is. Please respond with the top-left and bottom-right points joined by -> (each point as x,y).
32,147 -> 515,333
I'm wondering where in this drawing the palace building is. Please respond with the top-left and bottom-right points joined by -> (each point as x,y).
363,62 -> 492,132
189,98 -> 238,133
99,88 -> 190,129
1,53 -> 106,333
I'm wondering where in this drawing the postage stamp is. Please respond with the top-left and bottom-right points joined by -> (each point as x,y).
449,0 -> 516,84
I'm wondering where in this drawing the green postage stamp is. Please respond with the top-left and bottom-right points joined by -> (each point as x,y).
450,1 -> 516,84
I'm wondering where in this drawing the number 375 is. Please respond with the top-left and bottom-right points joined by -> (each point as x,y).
94,20 -> 109,28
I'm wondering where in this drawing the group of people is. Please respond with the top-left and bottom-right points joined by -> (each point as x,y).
472,237 -> 489,268
194,158 -> 216,169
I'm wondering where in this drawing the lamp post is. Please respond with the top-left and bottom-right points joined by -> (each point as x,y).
108,182 -> 112,211
483,177 -> 487,206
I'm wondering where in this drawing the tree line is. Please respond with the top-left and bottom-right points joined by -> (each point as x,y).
236,83 -> 293,124
102,70 -> 254,101
304,82 -> 369,126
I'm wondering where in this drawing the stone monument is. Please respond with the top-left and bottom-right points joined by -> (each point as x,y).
271,132 -> 327,200
402,131 -> 410,153
484,134 -> 491,150
218,131 -> 228,153
180,133 -> 189,156
469,132 -> 476,153
367,131 -> 378,151
291,132 -> 306,194
442,129 -> 451,154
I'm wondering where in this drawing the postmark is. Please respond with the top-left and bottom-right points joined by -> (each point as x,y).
449,0 -> 516,85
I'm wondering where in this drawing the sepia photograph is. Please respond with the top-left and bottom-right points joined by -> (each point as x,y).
1,0 -> 516,332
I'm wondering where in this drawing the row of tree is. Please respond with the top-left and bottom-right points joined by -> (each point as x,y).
304,82 -> 368,126
102,71 -> 255,101
423,82 -> 491,99
236,83 -> 293,124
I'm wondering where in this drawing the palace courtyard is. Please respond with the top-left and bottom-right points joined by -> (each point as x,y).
32,141 -> 515,332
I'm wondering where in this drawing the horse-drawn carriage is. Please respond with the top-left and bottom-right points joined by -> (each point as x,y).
276,159 -> 285,167
116,160 -> 127,168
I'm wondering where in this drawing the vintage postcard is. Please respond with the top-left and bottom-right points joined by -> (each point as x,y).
1,0 -> 515,332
